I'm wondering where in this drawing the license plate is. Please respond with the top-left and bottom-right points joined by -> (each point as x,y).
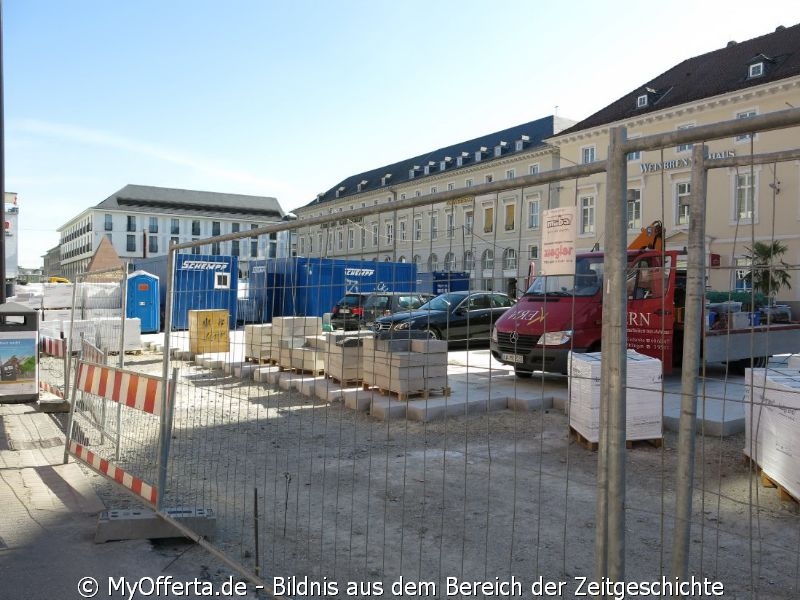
340,309 -> 350,314
501,353 -> 524,363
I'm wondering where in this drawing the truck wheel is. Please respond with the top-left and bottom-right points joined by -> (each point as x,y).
514,367 -> 533,378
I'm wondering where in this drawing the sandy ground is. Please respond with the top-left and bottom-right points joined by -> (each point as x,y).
42,349 -> 800,600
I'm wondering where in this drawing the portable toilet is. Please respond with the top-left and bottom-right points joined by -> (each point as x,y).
127,271 -> 160,333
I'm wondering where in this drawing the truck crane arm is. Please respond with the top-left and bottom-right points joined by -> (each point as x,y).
629,220 -> 664,250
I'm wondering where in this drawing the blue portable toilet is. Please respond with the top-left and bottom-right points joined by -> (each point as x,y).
127,271 -> 160,333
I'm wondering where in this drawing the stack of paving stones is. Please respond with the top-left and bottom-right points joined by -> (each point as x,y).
244,323 -> 274,362
322,332 -> 372,385
362,337 -> 449,400
272,317 -> 323,373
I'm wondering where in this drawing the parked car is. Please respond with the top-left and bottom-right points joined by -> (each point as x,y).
362,292 -> 433,327
372,291 -> 515,345
330,292 -> 370,330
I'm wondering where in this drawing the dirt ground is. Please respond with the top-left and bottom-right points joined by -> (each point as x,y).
44,351 -> 800,599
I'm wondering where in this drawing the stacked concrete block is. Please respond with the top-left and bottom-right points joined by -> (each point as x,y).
744,368 -> 800,501
42,283 -> 80,310
244,324 -> 274,361
362,337 -> 449,398
568,350 -> 663,444
94,317 -> 143,353
323,334 -> 366,384
63,320 -> 98,353
272,317 -> 323,371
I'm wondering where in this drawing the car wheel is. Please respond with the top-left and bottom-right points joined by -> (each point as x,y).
425,328 -> 441,340
514,367 -> 533,378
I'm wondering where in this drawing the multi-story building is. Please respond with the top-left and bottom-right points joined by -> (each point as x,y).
295,116 -> 576,295
57,185 -> 286,280
296,23 -> 800,303
549,23 -> 800,302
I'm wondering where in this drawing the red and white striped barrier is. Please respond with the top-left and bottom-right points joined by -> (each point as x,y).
75,362 -> 168,416
81,338 -> 105,365
41,336 -> 66,358
39,380 -> 65,399
69,440 -> 157,505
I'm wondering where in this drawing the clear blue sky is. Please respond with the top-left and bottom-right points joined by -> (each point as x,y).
6,1 -> 800,269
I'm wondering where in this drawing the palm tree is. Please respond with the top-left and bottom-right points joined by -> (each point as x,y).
743,241 -> 792,302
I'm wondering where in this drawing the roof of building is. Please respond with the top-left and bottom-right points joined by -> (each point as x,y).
558,23 -> 800,136
305,115 -> 574,208
94,184 -> 284,220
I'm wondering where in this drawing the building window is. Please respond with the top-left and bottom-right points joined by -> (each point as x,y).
465,211 -> 473,234
749,62 -> 764,78
485,174 -> 493,184
676,182 -> 691,225
529,164 -> 540,176
386,222 -> 393,245
734,256 -> 752,290
192,220 -> 201,236
126,234 -> 136,252
399,219 -> 407,241
464,250 -> 475,271
735,172 -> 755,220
348,228 -> 355,250
337,229 -> 344,251
430,213 -> 438,240
398,256 -> 406,263
637,94 -> 648,108
527,197 -> 540,229
211,241 -> 220,255
503,248 -> 517,270
212,222 -> 221,236
430,186 -> 437,195
169,236 -> 178,247
506,169 -> 515,180
232,240 -> 240,256
372,223 -> 379,246
327,233 -> 333,253
529,245 -> 539,259
170,218 -> 180,234
736,110 -> 757,142
504,201 -> 515,231
251,239 -> 258,258
447,182 -> 455,191
148,217 -> 158,233
414,218 -> 422,241
627,188 -> 641,231
483,206 -> 494,234
318,233 -> 324,253
413,255 -> 421,269
191,240 -> 200,255
446,213 -> 455,238
104,214 -> 113,231
581,146 -> 596,164
676,124 -> 694,152
360,228 -> 366,248
126,216 -> 136,232
427,253 -> 438,271
482,249 -> 494,271
444,251 -> 456,271
149,236 -> 158,253
580,196 -> 595,234
465,178 -> 473,188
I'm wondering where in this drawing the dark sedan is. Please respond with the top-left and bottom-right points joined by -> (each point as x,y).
372,291 -> 515,345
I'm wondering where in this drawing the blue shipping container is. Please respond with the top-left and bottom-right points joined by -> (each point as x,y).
126,271 -> 160,333
130,254 -> 238,330
250,258 -> 417,322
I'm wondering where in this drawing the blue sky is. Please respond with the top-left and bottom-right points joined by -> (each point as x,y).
6,1 -> 800,268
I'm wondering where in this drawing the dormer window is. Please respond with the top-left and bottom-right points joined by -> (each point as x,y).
515,135 -> 529,152
381,173 -> 392,186
749,62 -> 764,78
475,147 -> 487,162
335,186 -> 346,198
409,165 -> 420,179
637,94 -> 648,108
494,141 -> 507,157
440,157 -> 451,171
357,179 -> 368,192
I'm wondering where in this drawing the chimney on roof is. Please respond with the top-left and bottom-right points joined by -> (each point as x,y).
776,25 -> 786,32
727,40 -> 737,47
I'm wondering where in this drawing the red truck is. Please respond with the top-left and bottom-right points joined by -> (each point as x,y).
491,224 -> 800,376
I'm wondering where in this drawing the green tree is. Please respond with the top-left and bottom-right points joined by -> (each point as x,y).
743,241 -> 792,301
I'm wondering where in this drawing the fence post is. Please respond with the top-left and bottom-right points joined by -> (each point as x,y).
670,144 -> 708,581
156,249 -> 177,512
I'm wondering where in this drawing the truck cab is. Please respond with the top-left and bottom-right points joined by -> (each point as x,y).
491,250 -> 682,376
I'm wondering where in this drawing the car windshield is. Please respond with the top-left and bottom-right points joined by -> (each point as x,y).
418,293 -> 462,311
525,258 -> 603,297
364,295 -> 389,310
339,295 -> 363,306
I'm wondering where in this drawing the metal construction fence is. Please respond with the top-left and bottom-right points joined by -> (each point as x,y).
37,110 -> 800,598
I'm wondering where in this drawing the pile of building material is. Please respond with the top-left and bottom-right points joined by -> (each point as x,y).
63,320 -> 99,353
272,317 -> 323,373
362,337 -> 449,400
244,324 -> 274,362
322,333 -> 372,384
744,368 -> 800,502
568,350 -> 663,447
94,317 -> 143,354
82,282 -> 122,310
42,283 -> 80,310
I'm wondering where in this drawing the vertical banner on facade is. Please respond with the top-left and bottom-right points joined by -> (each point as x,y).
4,193 -> 19,279
540,206 -> 577,275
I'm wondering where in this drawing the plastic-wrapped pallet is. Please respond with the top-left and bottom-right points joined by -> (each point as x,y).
82,283 -> 122,309
568,350 -> 663,444
94,317 -> 143,353
42,283 -> 80,309
744,368 -> 800,501
62,320 -> 98,353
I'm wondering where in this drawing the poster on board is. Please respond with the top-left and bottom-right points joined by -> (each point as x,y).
540,206 -> 577,276
4,192 -> 19,279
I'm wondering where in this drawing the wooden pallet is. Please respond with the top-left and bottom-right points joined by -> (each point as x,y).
246,356 -> 276,365
325,373 -> 362,387
364,385 -> 451,401
568,427 -> 662,451
745,459 -> 800,506
280,366 -> 324,376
